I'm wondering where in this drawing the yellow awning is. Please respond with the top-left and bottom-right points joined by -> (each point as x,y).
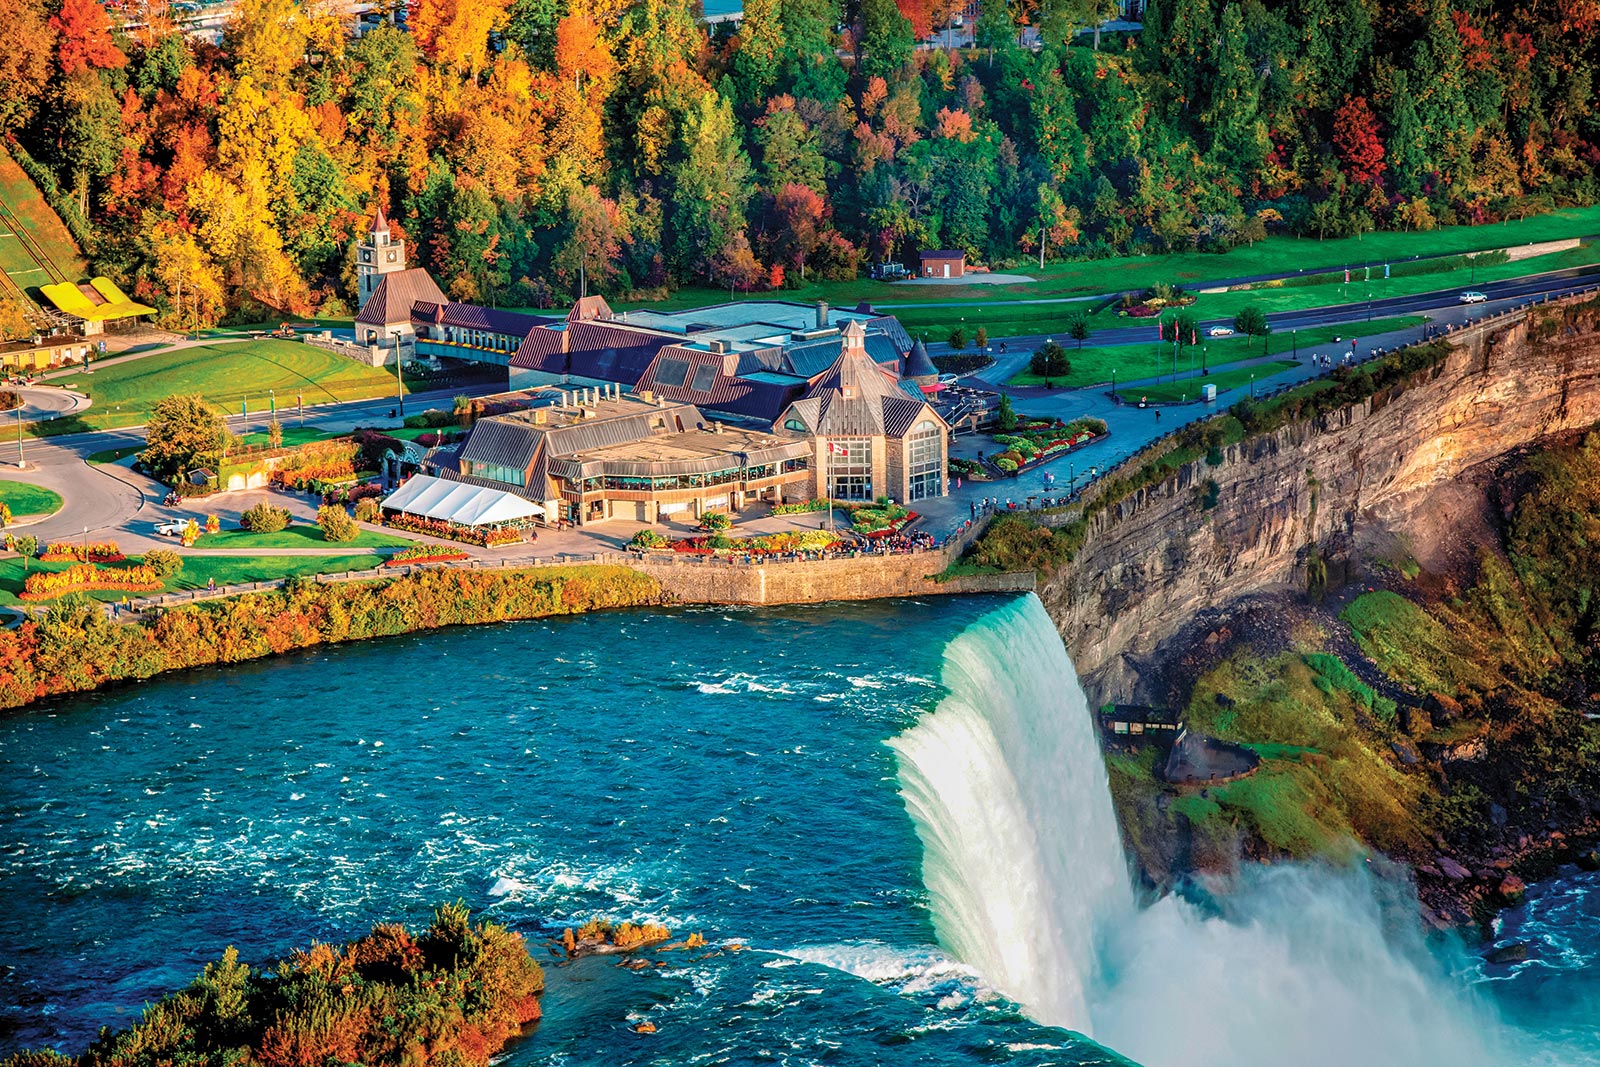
40,277 -> 156,321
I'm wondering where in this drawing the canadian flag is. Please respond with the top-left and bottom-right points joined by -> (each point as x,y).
829,442 -> 849,455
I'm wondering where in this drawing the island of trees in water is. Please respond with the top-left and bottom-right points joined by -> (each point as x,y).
0,903 -> 545,1067
1,0 -> 1595,326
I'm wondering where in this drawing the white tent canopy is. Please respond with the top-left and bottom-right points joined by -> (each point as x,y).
381,473 -> 545,525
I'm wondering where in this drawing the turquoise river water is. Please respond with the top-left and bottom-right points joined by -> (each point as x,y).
1,594 -> 1597,1065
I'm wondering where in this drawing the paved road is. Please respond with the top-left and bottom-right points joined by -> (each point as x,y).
948,266 -> 1600,386
0,381 -> 509,546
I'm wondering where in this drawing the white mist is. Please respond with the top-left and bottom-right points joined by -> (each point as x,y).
891,595 -> 1522,1067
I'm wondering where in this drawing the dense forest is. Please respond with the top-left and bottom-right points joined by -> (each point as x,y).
2,0 -> 1597,324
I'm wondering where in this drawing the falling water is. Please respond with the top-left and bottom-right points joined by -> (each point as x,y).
892,595 -> 1542,1067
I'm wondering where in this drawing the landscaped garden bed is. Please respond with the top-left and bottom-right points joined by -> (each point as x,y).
386,544 -> 472,566
656,529 -> 845,556
20,562 -> 162,599
989,417 -> 1108,473
383,512 -> 527,547
39,541 -> 125,563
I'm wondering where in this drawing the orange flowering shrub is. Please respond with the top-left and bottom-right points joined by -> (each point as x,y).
39,541 -> 124,562
20,564 -> 162,600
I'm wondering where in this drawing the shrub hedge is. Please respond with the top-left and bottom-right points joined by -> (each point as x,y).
20,564 -> 163,600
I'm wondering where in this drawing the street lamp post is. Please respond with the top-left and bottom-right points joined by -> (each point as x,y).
1110,367 -> 1116,399
1250,373 -> 1256,398
1293,329 -> 1297,359
15,403 -> 22,468
394,335 -> 405,417
81,525 -> 88,555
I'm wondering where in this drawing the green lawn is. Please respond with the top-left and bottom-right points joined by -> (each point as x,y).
197,526 -> 413,550
517,207 -> 1600,328
0,481 -> 62,517
237,427 -> 340,449
1173,242 -> 1600,323
0,553 -> 384,607
1008,316 -> 1424,388
1114,361 -> 1299,403
86,444 -> 142,464
907,242 -> 1600,343
40,339 -> 421,435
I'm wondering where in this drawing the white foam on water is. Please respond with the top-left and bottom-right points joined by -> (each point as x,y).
891,594 -> 1536,1067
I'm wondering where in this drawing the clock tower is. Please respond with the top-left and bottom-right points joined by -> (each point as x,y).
356,204 -> 406,309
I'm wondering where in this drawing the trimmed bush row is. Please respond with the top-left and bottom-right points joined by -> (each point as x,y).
0,565 -> 660,711
21,563 -> 163,600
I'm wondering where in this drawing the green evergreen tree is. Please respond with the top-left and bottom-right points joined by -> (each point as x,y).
669,91 -> 754,280
506,0 -> 568,70
859,0 -> 914,82
731,0 -> 785,104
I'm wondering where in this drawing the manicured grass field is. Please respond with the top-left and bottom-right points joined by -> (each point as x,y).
0,553 -> 384,607
48,339 -> 416,430
237,427 -> 340,449
0,481 -> 62,517
589,205 -> 1600,322
1114,361 -> 1300,404
198,526 -> 412,550
1007,316 -> 1424,387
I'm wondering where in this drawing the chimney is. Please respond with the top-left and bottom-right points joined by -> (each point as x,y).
713,421 -> 723,435
817,300 -> 829,329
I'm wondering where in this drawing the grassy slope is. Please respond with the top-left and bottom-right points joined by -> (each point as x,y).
0,145 -> 87,287
40,340 -> 412,434
0,481 -> 63,517
1104,648 -> 1426,874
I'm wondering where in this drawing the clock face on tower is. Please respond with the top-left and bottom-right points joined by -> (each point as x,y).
361,250 -> 371,262
386,251 -> 397,262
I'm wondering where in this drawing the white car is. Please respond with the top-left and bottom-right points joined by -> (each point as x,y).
1459,291 -> 1488,303
1207,326 -> 1234,337
938,373 -> 960,384
154,519 -> 188,537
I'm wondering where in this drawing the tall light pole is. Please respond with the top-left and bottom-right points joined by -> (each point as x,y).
15,402 -> 23,468
394,334 -> 405,417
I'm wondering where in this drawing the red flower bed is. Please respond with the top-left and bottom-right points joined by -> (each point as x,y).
384,513 -> 528,548
40,541 -> 125,563
862,511 -> 919,538
1122,304 -> 1160,318
385,545 -> 471,566
21,563 -> 162,600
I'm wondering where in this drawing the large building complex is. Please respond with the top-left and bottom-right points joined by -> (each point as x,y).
350,210 -> 958,517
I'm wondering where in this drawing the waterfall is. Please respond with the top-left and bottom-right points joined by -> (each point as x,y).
888,595 -> 1134,1030
891,595 -> 1530,1067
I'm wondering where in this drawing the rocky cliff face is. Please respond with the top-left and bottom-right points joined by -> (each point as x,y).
1046,296 -> 1600,704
